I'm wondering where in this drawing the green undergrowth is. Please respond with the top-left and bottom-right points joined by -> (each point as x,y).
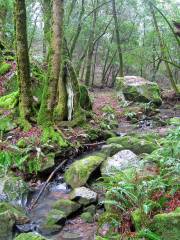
0,62 -> 11,75
96,127 -> 180,239
0,91 -> 19,109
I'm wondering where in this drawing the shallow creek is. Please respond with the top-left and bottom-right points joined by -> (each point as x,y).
15,103 -> 179,239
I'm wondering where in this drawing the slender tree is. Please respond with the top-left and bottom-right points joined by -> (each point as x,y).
149,2 -> 179,93
111,0 -> 124,77
38,0 -> 64,125
15,0 -> 33,128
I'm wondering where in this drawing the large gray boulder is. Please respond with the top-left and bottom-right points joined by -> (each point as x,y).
70,187 -> 97,206
116,76 -> 162,105
101,150 -> 139,175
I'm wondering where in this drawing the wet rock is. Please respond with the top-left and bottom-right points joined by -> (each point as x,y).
64,153 -> 106,188
0,202 -> 29,225
61,232 -> 82,240
101,143 -> 123,157
14,232 -> 48,240
0,174 -> 29,206
39,153 -> 55,172
101,150 -> 139,175
81,212 -> 94,223
84,205 -> 96,215
107,136 -> 157,154
70,187 -> 97,206
39,209 -> 65,235
116,76 -> 162,105
150,208 -> 180,240
0,210 -> 15,240
52,199 -> 81,216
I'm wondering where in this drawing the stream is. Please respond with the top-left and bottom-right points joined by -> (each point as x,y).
7,102 -> 180,239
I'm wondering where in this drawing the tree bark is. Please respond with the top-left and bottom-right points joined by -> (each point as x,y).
111,0 -> 124,77
38,0 -> 64,125
84,0 -> 98,86
42,0 -> 51,61
0,6 -> 7,42
15,0 -> 32,127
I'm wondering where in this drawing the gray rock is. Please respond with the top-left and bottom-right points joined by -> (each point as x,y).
70,187 -> 97,206
101,150 -> 139,175
0,174 -> 29,206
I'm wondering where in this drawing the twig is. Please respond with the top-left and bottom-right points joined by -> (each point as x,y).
84,141 -> 106,147
29,159 -> 67,210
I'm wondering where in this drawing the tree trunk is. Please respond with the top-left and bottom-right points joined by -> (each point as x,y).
84,0 -> 98,86
70,0 -> 85,58
15,0 -> 32,128
150,3 -> 179,93
111,0 -> 124,77
38,0 -> 64,126
42,0 -> 51,61
0,6 -> 7,42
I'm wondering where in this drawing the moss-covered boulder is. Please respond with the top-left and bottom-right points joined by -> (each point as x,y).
0,202 -> 29,225
0,91 -> 19,109
0,210 -> 15,240
151,208 -> 180,240
1,174 -> 29,205
101,143 -> 124,157
70,187 -> 97,206
0,115 -> 17,132
81,212 -> 94,223
116,76 -> 162,105
15,233 -> 48,240
107,136 -> 157,154
52,199 -> 81,216
79,85 -> 92,110
39,209 -> 65,235
64,153 -> 106,188
0,62 -> 11,75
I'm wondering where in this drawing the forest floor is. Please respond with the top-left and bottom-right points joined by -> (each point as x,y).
0,64 -> 180,240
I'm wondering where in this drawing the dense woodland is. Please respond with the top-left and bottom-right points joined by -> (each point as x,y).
0,0 -> 179,240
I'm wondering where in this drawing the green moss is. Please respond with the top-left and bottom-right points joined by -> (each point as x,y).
64,153 -> 106,188
150,208 -> 180,240
0,91 -> 19,109
52,199 -> 81,216
81,212 -> 94,223
169,117 -> 180,126
123,81 -> 162,106
41,127 -> 68,147
15,233 -> 48,240
0,62 -> 11,75
0,202 -> 29,225
79,85 -> 92,110
107,136 -> 157,154
0,115 -> 17,132
45,209 -> 66,226
16,138 -> 27,148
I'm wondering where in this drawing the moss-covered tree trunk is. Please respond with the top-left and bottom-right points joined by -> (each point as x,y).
42,0 -> 51,61
15,0 -> 32,127
0,6 -> 7,42
38,0 -> 64,126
